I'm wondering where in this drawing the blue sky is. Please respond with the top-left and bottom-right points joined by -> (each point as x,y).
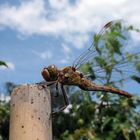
0,0 -> 140,95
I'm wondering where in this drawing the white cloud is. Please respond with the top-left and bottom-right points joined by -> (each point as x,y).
0,62 -> 15,71
62,44 -> 71,54
130,31 -> 140,43
0,0 -> 140,48
59,59 -> 69,64
125,30 -> 140,51
64,33 -> 89,49
59,44 -> 72,64
33,50 -> 53,59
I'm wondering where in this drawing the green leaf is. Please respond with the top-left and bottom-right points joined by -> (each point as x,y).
112,31 -> 126,40
131,76 -> 140,84
95,56 -> 107,67
80,63 -> 96,80
0,61 -> 8,67
135,61 -> 140,72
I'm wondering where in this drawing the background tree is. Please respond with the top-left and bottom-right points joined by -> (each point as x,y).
0,61 -> 9,140
0,102 -> 9,140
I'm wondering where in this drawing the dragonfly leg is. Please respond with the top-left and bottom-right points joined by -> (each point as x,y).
54,82 -> 59,97
45,81 -> 57,86
37,81 -> 57,90
52,84 -> 69,117
61,84 -> 69,107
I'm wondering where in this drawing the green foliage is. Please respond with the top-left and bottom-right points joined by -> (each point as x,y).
0,61 -> 8,68
131,76 -> 140,84
53,93 -> 140,140
0,60 -> 9,140
0,103 -> 10,140
0,82 -> 16,140
136,62 -> 140,72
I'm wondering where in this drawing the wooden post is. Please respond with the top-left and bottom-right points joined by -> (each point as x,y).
9,84 -> 52,140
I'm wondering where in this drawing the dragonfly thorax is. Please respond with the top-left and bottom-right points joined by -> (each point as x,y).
58,66 -> 83,85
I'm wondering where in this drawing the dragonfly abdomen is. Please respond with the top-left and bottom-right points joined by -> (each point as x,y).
79,78 -> 132,98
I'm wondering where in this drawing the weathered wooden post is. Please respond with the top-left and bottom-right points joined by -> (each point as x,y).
9,84 -> 52,140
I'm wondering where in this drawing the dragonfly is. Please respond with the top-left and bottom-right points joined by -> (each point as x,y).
39,20 -> 140,115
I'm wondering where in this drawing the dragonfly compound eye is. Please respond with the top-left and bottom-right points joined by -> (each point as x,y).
41,68 -> 50,81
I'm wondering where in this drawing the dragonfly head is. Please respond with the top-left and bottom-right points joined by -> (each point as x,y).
42,65 -> 59,81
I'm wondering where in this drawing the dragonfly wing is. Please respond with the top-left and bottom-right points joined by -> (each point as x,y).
89,52 -> 140,85
73,19 -> 140,86
72,20 -> 122,69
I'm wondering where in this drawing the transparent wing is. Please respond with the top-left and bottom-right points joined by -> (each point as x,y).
80,52 -> 140,85
72,20 -> 122,69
